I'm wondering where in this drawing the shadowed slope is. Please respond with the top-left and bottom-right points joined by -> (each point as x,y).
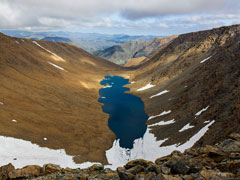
127,24 -> 240,149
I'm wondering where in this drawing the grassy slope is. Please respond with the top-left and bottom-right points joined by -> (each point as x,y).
0,33 -> 124,164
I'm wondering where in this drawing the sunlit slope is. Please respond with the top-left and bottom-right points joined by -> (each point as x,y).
0,33 -> 123,164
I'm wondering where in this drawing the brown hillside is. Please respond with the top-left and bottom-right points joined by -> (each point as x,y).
0,33 -> 124,164
124,57 -> 146,67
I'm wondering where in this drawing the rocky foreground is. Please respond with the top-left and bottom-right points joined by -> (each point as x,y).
0,133 -> 239,180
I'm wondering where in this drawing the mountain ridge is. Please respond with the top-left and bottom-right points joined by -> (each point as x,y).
93,36 -> 177,65
41,36 -> 72,43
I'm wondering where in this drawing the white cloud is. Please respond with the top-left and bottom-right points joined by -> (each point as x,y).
0,0 -> 239,35
0,1 -> 21,27
38,17 -> 72,28
158,23 -> 169,28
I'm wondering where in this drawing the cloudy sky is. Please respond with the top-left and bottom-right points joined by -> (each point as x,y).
0,0 -> 239,35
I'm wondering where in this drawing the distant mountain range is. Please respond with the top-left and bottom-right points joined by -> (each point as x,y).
0,30 -> 158,52
41,36 -> 72,43
93,35 -> 177,65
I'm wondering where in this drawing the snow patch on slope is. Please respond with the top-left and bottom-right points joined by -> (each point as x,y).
137,83 -> 156,91
0,102 -> 4,105
0,136 -> 98,169
48,62 -> 67,72
33,41 -> 64,61
195,105 -> 209,117
148,119 -> 175,127
150,90 -> 169,98
106,120 -> 215,170
200,56 -> 212,63
148,110 -> 171,121
179,123 -> 194,132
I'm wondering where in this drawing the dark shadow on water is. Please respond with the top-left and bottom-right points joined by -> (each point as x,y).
98,75 -> 148,149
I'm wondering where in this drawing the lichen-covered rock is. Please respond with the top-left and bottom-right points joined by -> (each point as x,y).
155,156 -> 170,165
229,133 -> 240,141
124,159 -> 153,169
200,169 -> 235,180
216,160 -> 240,174
8,165 -> 42,179
188,159 -> 203,173
200,145 -> 228,161
229,152 -> 240,159
166,156 -> 190,174
43,164 -> 62,174
157,174 -> 182,180
88,164 -> 104,171
0,163 -> 15,180
104,171 -> 119,179
117,167 -> 134,180
146,163 -> 161,174
143,172 -> 157,180
126,165 -> 145,175
161,166 -> 171,175
181,174 -> 194,180
218,139 -> 240,152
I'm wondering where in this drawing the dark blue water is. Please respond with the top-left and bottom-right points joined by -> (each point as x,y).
98,76 -> 148,149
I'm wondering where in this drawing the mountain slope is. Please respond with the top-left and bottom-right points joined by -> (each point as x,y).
0,33 -> 124,165
126,24 -> 240,150
132,35 -> 178,59
124,57 -> 146,67
125,35 -> 178,67
93,40 -> 146,65
93,36 -> 177,65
